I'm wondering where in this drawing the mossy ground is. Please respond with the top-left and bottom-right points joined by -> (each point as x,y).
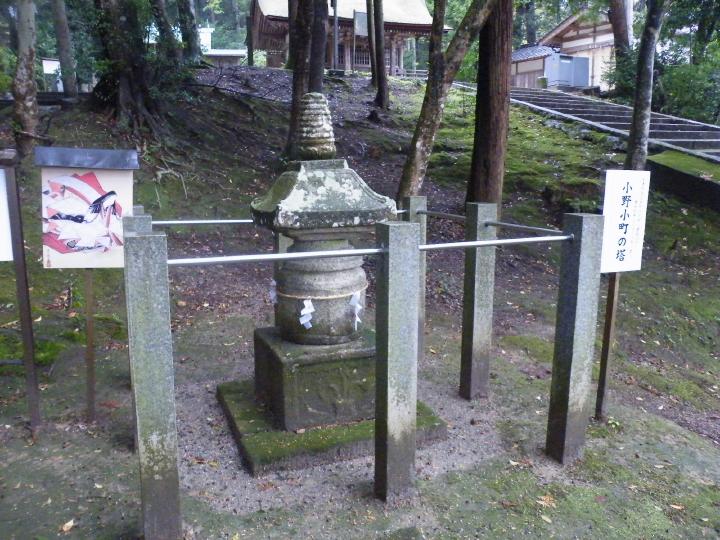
1,75 -> 719,538
218,380 -> 445,474
648,150 -> 720,181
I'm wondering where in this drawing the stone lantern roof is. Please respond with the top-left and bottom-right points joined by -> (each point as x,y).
251,93 -> 396,234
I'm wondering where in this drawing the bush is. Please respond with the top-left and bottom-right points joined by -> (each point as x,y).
658,60 -> 720,124
0,46 -> 15,94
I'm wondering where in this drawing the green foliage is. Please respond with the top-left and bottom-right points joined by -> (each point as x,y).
0,46 -> 15,94
657,54 -> 720,124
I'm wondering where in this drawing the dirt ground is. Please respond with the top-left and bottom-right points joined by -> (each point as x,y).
1,68 -> 719,539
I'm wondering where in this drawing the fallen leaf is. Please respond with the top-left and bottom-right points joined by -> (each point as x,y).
60,519 -> 75,533
541,515 -> 552,524
537,494 -> 557,509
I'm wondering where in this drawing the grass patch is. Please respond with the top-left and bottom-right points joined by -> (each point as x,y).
648,150 -> 720,182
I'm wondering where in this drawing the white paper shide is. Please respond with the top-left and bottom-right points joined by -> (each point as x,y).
600,170 -> 651,274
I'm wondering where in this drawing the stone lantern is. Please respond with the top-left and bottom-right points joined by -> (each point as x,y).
251,93 -> 396,431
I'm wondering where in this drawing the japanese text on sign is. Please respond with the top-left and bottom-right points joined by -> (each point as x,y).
600,170 -> 650,274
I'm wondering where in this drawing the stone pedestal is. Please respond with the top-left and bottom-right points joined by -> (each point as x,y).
254,327 -> 375,431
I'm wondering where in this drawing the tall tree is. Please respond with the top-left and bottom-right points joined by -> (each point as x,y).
397,0 -> 498,199
608,0 -> 631,72
13,0 -> 38,156
1,4 -> 18,51
467,0 -> 512,205
309,0 -> 328,92
366,0 -> 377,87
93,0 -> 160,135
286,0 -> 313,157
373,0 -> 389,107
177,0 -> 202,62
226,0 -> 242,34
625,0 -> 668,170
150,0 -> 181,62
287,0 -> 298,69
523,0 -> 537,44
51,0 -> 78,98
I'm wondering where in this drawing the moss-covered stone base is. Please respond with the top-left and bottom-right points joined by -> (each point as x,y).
217,380 -> 447,477
254,326 -> 376,431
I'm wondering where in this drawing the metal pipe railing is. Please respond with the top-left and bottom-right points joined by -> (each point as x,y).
167,234 -> 572,266
167,247 -> 385,267
418,235 -> 573,252
484,220 -> 564,236
152,219 -> 254,226
416,210 -> 466,223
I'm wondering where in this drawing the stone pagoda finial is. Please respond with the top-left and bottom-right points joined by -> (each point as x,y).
296,93 -> 336,160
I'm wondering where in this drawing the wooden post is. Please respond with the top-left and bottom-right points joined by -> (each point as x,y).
595,272 -> 620,420
85,269 -> 96,423
2,156 -> 42,435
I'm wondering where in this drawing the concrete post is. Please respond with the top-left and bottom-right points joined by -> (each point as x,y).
403,196 -> 427,364
459,203 -> 497,400
546,213 -> 604,463
374,222 -> 421,502
124,227 -> 182,539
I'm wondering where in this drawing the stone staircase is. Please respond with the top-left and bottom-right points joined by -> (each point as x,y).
509,87 -> 720,164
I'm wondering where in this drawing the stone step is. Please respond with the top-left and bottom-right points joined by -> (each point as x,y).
661,139 -> 720,150
651,130 -> 720,139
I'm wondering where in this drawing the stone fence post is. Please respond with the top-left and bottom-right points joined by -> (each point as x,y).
546,213 -> 603,463
374,221 -> 421,502
123,219 -> 182,539
402,196 -> 427,363
459,203 -> 497,400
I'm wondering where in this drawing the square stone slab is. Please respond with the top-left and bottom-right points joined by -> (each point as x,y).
217,380 -> 448,477
254,326 -> 376,431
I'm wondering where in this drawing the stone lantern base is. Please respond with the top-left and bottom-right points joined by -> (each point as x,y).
254,327 -> 376,431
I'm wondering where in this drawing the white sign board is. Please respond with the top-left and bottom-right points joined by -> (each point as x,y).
0,168 -> 13,262
600,169 -> 651,274
354,11 -> 369,37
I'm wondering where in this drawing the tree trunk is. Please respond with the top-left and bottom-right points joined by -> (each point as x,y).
150,0 -> 181,63
247,14 -> 255,66
513,3 -> 526,44
524,0 -> 537,44
226,0 -> 242,33
691,1 -> 720,65
287,0 -> 298,69
366,0 -> 377,87
397,0 -> 498,199
1,6 -> 18,51
177,0 -> 202,62
286,0 -> 313,158
373,0 -> 389,107
309,0 -> 328,92
12,0 -> 38,157
93,0 -> 161,136
608,0 -> 630,66
625,0 -> 666,171
50,0 -> 78,97
467,0 -> 512,205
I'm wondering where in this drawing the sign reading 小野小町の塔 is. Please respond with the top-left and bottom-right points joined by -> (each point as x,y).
600,169 -> 651,274
35,147 -> 139,269
0,167 -> 13,262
